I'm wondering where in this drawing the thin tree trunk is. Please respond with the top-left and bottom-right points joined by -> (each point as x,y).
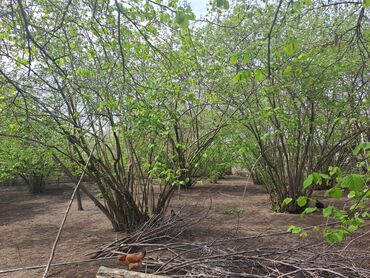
76,188 -> 83,211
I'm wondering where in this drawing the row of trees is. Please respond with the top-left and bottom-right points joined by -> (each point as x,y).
0,0 -> 368,232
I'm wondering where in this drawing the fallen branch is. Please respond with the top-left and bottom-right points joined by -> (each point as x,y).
0,257 -> 114,274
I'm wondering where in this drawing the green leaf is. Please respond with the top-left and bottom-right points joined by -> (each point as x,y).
283,66 -> 292,76
328,231 -> 344,243
340,174 -> 365,191
347,225 -> 357,233
320,173 -> 330,180
329,188 -> 342,199
87,49 -> 96,58
0,32 -> 8,39
303,207 -> 317,214
297,196 -> 308,207
216,0 -> 229,9
175,10 -> 190,27
146,24 -> 158,35
242,54 -> 250,64
353,142 -> 370,155
323,206 -> 334,217
333,209 -> 348,220
216,0 -> 224,7
350,203 -> 365,211
288,225 -> 302,234
347,191 -> 356,199
255,69 -> 263,81
328,166 -> 341,176
283,40 -> 297,56
232,71 -> 250,84
363,0 -> 370,8
298,52 -> 307,59
282,197 -> 293,206
312,172 -> 322,184
232,73 -> 242,84
230,54 -> 239,65
303,174 -> 314,188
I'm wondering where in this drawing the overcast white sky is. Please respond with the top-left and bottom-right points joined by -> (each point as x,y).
189,0 -> 209,18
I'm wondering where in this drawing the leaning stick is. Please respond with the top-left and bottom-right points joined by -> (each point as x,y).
243,153 -> 262,198
243,146 -> 274,198
42,146 -> 96,278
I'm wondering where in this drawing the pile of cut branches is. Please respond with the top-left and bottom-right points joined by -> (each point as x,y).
91,210 -> 370,277
89,207 -> 207,259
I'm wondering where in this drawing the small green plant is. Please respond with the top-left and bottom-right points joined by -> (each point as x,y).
286,142 -> 369,244
209,171 -> 221,183
63,191 -> 72,198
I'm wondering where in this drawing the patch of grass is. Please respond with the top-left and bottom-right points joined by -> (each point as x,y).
209,175 -> 219,183
195,180 -> 204,186
95,190 -> 104,199
63,191 -> 72,198
217,207 -> 245,215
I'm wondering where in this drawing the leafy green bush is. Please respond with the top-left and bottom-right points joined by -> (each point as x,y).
0,138 -> 55,193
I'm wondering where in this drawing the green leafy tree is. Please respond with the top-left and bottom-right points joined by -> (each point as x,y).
204,1 -> 369,212
0,0 -> 223,231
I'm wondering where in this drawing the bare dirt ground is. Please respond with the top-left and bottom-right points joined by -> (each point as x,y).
0,176 -> 369,277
